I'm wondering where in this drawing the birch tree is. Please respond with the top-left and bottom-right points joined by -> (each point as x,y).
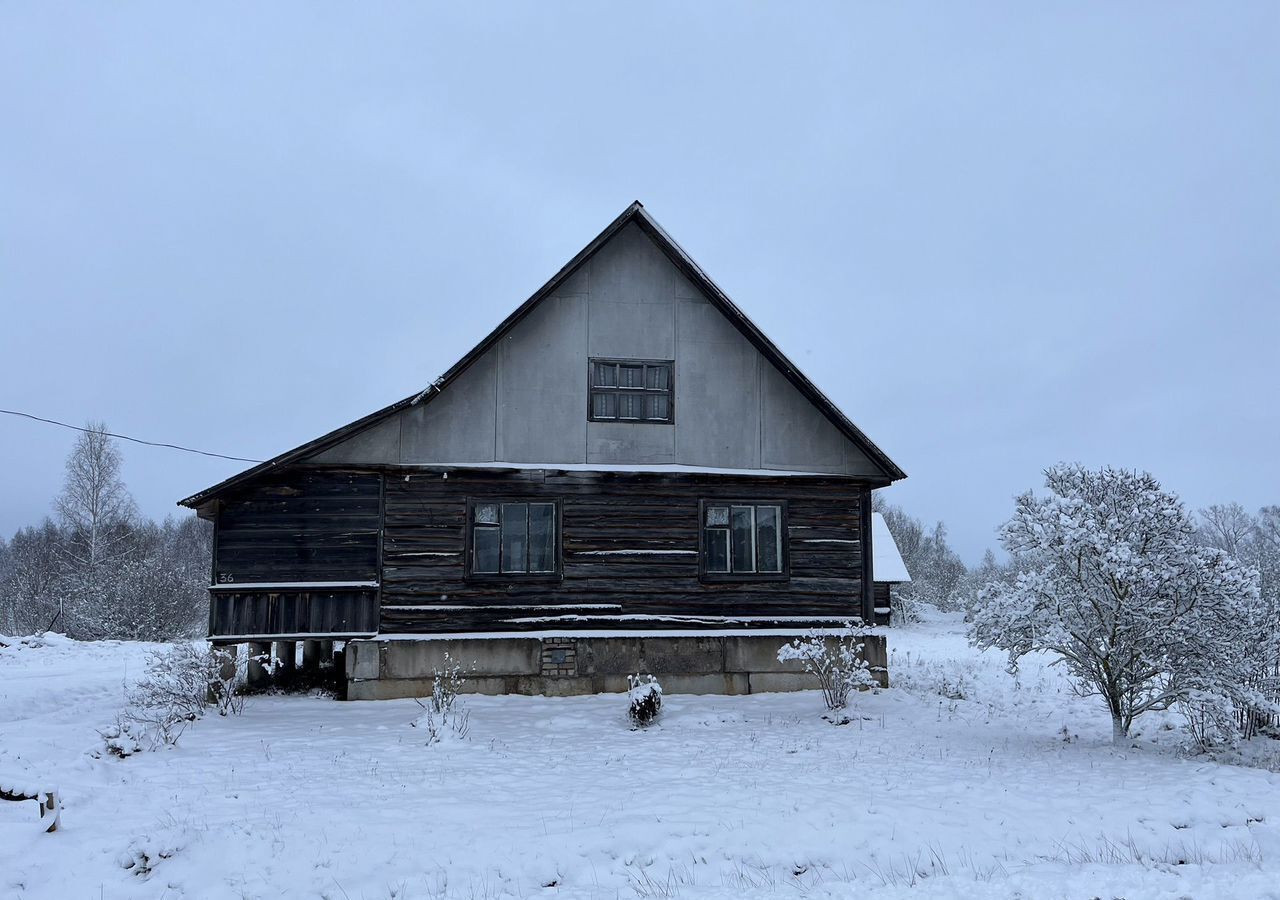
55,422 -> 138,636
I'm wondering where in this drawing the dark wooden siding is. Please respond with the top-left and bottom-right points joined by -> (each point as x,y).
208,589 -> 379,639
873,582 -> 892,626
213,470 -> 381,584
379,468 -> 867,633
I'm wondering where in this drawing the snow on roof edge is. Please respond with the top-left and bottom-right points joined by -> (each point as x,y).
872,512 -> 911,583
398,462 -> 852,477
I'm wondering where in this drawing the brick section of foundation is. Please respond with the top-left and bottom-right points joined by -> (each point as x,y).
540,639 -> 578,677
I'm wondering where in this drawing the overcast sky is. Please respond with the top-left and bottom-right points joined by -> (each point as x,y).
2,3 -> 1277,562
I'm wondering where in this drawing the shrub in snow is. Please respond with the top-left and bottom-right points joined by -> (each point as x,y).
98,715 -> 146,758
104,643 -> 246,752
777,622 -> 879,712
1176,585 -> 1280,750
1178,503 -> 1280,750
970,463 -> 1259,744
627,673 -> 662,727
411,653 -> 470,745
888,584 -> 923,625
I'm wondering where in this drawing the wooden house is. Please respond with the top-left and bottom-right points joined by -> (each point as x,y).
179,203 -> 907,698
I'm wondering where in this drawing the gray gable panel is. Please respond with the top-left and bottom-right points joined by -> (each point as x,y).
309,221 -> 882,475
180,203 -> 903,508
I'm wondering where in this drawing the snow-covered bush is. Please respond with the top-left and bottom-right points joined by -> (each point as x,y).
777,623 -> 879,712
1176,583 -> 1280,749
1178,503 -> 1280,749
970,464 -> 1258,744
411,653 -> 470,745
106,643 -> 246,752
98,715 -> 146,758
627,673 -> 662,727
887,584 -> 923,625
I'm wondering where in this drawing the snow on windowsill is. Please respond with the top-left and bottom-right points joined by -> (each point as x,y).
371,626 -> 865,641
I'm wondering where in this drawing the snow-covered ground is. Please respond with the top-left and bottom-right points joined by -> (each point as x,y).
4,616 -> 1280,899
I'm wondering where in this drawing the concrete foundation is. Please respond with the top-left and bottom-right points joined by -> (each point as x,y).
301,640 -> 322,672
274,641 -> 297,675
344,633 -> 888,700
246,641 -> 271,687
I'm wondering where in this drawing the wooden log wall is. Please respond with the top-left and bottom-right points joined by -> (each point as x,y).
208,589 -> 379,639
378,468 -> 867,634
873,582 -> 893,626
213,470 -> 381,584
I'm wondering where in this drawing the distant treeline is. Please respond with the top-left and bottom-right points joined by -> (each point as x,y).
0,423 -> 211,640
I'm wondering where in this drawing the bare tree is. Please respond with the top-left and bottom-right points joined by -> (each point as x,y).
1198,502 -> 1255,556
54,422 -> 138,635
56,421 -> 137,561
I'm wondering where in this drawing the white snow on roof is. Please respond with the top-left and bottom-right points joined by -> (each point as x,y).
397,462 -> 847,477
872,512 -> 911,583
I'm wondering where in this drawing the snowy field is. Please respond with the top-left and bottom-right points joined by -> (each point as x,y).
4,616 -> 1280,899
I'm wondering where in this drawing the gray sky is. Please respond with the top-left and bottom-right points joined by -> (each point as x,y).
2,3 -> 1277,562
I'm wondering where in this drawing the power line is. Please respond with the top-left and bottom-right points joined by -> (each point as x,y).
0,408 -> 264,464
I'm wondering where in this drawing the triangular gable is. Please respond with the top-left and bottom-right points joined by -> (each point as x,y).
180,202 -> 905,508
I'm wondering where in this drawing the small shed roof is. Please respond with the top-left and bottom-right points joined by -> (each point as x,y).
872,512 -> 911,583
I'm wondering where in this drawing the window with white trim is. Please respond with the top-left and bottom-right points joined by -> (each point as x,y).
468,500 -> 560,576
701,501 -> 786,578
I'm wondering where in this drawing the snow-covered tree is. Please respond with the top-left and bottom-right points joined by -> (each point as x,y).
0,519 -> 65,633
970,463 -> 1258,744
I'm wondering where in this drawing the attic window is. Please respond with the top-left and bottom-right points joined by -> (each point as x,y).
588,359 -> 673,423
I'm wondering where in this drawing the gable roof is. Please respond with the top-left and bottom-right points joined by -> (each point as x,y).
179,202 -> 905,508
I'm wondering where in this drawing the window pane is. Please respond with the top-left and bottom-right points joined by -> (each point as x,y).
528,503 -> 556,573
474,503 -> 499,525
619,365 -> 643,388
646,365 -> 669,391
705,529 -> 730,573
618,394 -> 642,419
500,503 -> 528,573
592,392 -> 617,419
756,506 -> 782,573
595,362 -> 617,387
706,506 -> 729,527
473,526 -> 500,573
646,394 -> 669,421
731,506 -> 756,573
